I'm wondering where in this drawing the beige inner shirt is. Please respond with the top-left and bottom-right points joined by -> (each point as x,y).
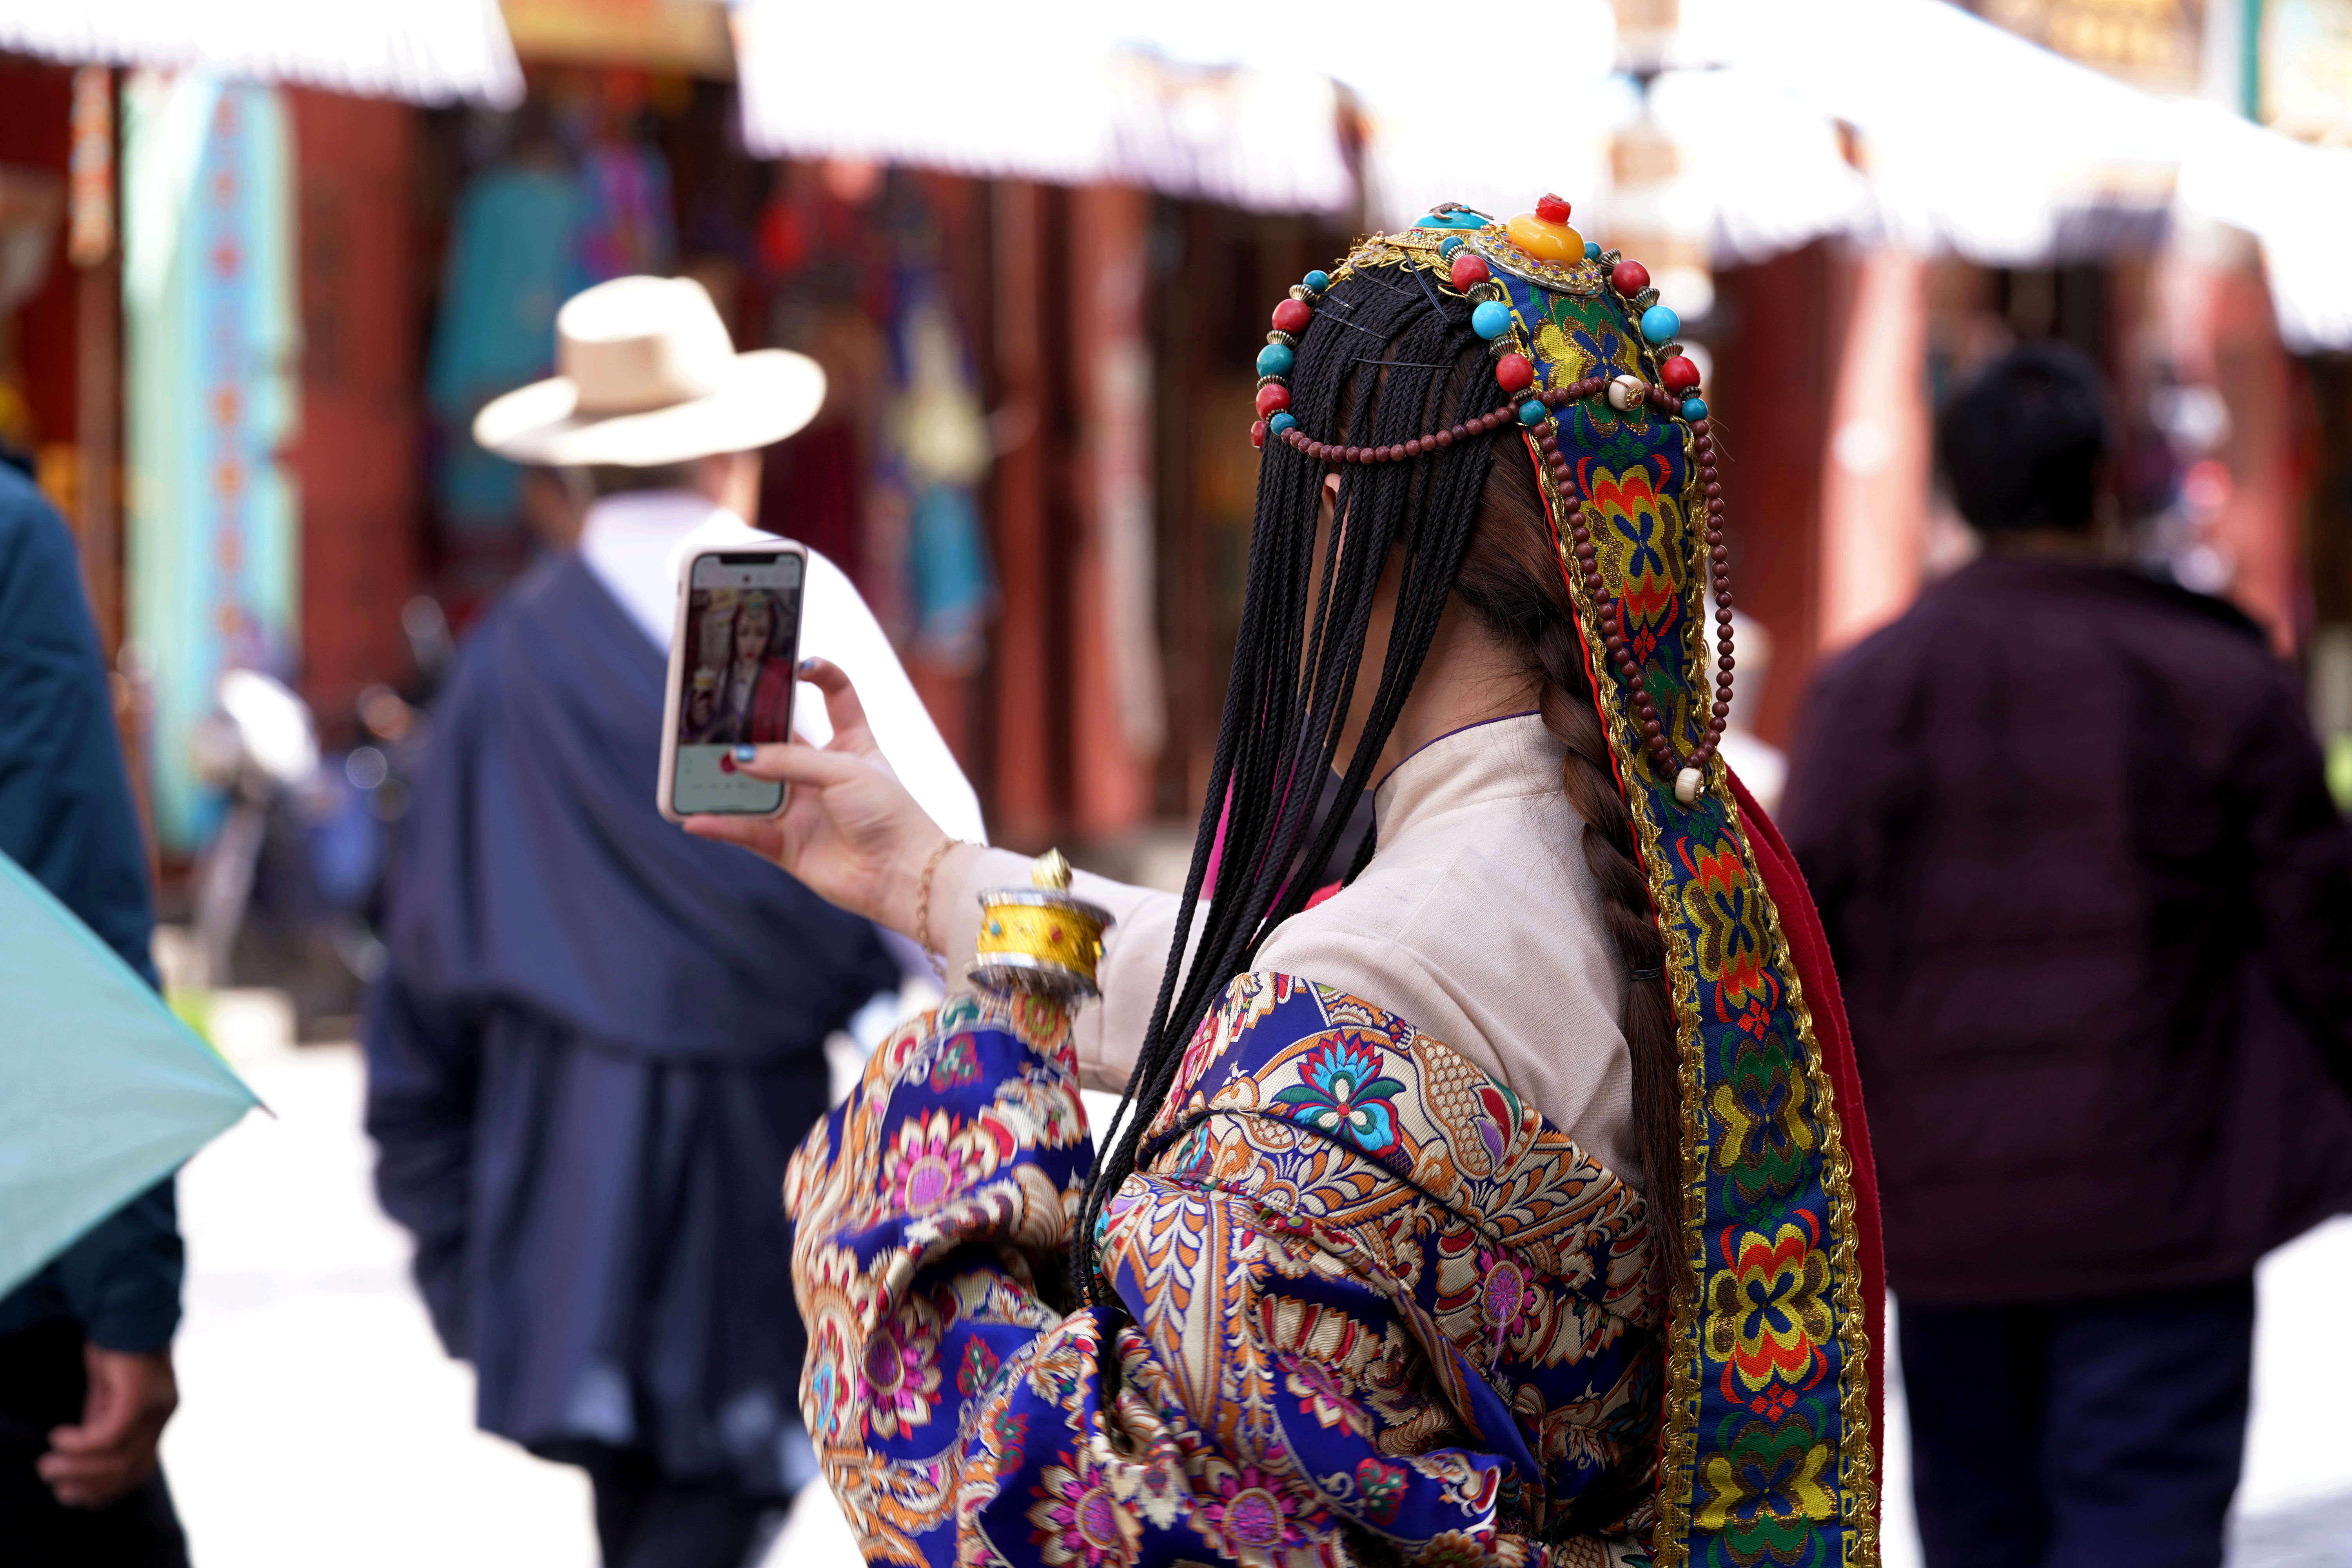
940,713 -> 1640,1188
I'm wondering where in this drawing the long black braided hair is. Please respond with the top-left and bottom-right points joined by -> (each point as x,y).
1070,260 -> 1525,1314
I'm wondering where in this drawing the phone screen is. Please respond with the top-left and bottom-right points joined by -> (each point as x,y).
671,550 -> 803,815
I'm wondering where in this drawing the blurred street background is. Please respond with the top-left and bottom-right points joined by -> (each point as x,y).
0,0 -> 2348,1561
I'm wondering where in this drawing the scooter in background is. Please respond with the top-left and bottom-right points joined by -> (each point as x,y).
187,672 -> 419,1005
189,668 -> 322,992
174,594 -> 471,1031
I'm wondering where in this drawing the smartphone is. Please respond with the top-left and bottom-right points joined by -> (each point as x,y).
657,541 -> 808,822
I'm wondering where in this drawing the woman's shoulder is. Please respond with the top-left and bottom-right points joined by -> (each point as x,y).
1251,775 -> 1635,1179
1256,797 -> 1562,1032
1265,779 -> 1588,969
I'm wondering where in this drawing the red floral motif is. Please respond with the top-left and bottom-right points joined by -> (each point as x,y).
1354,1457 -> 1408,1526
1197,1462 -> 1323,1566
1704,1218 -> 1832,1402
958,1334 -> 1004,1397
1677,838 -> 1773,1015
878,1110 -> 995,1215
858,1299 -> 946,1439
1581,462 -> 1679,646
1474,1245 -> 1541,1354
1726,990 -> 1776,1040
1279,1352 -> 1370,1436
1028,1454 -> 1143,1568
928,1032 -> 983,1090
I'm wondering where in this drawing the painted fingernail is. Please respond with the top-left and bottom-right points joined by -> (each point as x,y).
734,744 -> 758,762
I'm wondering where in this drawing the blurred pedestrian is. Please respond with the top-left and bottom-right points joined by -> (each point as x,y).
365,276 -> 982,1568
0,455 -> 187,1566
1781,343 -> 2352,1568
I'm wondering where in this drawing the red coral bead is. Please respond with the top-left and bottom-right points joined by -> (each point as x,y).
1250,419 -> 1268,450
1660,355 -> 1700,392
1610,259 -> 1650,297
1494,352 -> 1534,394
1449,252 -> 1490,291
1536,192 -> 1572,223
1271,298 -> 1313,335
1255,383 -> 1290,416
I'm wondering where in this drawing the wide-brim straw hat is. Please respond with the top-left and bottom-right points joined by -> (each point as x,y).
474,275 -> 826,468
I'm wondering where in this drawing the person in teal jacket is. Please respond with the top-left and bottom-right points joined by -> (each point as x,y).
0,456 -> 187,1566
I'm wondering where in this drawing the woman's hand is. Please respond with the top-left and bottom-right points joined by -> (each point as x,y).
685,659 -> 956,940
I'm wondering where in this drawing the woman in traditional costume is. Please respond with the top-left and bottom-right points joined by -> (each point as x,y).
719,588 -> 799,744
690,200 -> 1886,1568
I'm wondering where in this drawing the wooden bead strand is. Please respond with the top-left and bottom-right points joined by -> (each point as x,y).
1535,402 -> 1734,806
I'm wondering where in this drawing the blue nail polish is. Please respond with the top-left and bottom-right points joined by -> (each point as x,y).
797,657 -> 818,675
734,744 -> 757,762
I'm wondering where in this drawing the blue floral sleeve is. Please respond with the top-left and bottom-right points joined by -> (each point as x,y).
787,979 -> 1659,1568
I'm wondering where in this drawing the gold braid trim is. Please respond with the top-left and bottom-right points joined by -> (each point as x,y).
1751,831 -> 1882,1567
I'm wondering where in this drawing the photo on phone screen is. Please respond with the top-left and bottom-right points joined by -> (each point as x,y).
671,551 -> 804,815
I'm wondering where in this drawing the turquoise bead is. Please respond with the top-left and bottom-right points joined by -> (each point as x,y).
1682,396 -> 1708,421
1256,342 -> 1295,377
1640,304 -> 1680,343
1415,210 -> 1485,229
1302,269 -> 1330,295
1269,411 -> 1297,434
1517,400 -> 1546,426
1439,235 -> 1464,258
1470,299 -> 1513,339
1584,240 -> 1602,260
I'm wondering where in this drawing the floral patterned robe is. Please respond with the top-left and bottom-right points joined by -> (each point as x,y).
787,972 -> 1663,1568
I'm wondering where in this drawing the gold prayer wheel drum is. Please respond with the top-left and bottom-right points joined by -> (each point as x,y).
969,850 -> 1114,1000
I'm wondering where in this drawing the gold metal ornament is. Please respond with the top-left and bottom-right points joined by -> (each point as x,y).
969,849 -> 1113,1000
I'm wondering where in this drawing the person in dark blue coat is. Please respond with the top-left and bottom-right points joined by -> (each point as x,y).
367,276 -> 970,1568
0,458 -> 189,1567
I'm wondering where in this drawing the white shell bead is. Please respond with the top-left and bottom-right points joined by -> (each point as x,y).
1675,767 -> 1702,804
1608,373 -> 1648,412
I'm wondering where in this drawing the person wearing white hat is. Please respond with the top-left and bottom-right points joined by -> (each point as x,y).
364,275 -> 984,1568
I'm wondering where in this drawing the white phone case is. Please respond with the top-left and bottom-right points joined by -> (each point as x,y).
656,539 -> 808,824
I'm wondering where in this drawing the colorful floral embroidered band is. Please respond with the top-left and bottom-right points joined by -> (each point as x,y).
1343,208 -> 1881,1568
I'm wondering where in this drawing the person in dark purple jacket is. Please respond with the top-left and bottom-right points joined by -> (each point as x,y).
1781,343 -> 2352,1568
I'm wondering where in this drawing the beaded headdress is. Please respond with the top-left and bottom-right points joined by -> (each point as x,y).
1251,196 -> 1730,804
1244,198 -> 1882,1567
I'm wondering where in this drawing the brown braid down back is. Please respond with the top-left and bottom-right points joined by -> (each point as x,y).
1454,443 -> 1693,1307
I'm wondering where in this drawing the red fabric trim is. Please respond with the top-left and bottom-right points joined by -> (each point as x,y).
1728,767 -> 1887,1492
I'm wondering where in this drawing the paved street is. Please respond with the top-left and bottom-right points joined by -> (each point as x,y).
159,1042 -> 2352,1567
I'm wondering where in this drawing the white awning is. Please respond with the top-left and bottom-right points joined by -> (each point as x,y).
0,0 -> 523,107
728,0 -> 1352,215
2174,99 -> 2352,352
730,0 -> 1626,220
1614,0 -> 2352,350
730,0 -> 2352,348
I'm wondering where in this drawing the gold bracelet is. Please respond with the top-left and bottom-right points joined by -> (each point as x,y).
913,836 -> 962,980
